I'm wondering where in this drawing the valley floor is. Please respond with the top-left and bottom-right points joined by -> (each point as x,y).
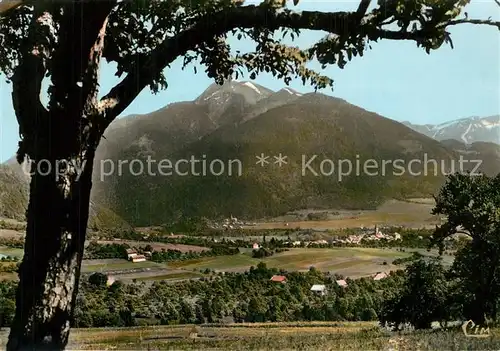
250,199 -> 441,230
2,322 -> 499,350
0,247 -> 453,282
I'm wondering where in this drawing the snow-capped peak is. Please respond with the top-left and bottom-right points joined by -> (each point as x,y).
242,81 -> 261,95
404,115 -> 500,145
283,87 -> 303,96
481,119 -> 500,130
195,80 -> 274,110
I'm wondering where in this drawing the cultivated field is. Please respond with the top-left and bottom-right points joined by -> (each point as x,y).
81,259 -> 165,272
0,246 -> 452,282
2,322 -> 499,350
0,229 -> 23,239
169,248 -> 417,277
96,240 -> 210,253
248,199 -> 442,230
0,246 -> 23,257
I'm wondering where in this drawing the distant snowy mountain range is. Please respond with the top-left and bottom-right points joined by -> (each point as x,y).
403,115 -> 500,145
196,79 -> 500,146
1,78 -> 499,225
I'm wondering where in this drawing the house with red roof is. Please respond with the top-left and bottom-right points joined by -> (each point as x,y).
270,275 -> 287,284
336,279 -> 348,288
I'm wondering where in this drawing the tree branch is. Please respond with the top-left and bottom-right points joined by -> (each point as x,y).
46,0 -> 117,157
355,0 -> 372,20
98,3 -> 500,127
49,0 -> 117,115
441,18 -> 500,30
12,4 -> 53,162
98,5 -> 386,125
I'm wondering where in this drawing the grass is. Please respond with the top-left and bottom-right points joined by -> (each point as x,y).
248,199 -> 441,230
77,247 -> 415,281
2,322 -> 497,350
252,213 -> 439,231
0,246 -> 23,257
169,248 -> 411,277
134,271 -> 203,281
169,253 -> 258,271
61,322 -> 388,350
0,272 -> 17,280
0,247 -> 450,282
96,240 -> 210,253
82,260 -> 164,273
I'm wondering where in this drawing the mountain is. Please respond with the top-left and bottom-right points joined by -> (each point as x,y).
0,159 -> 132,231
2,80 -> 497,227
0,164 -> 28,221
89,81 -> 477,226
90,79 -> 304,213
403,115 -> 500,145
439,139 -> 500,176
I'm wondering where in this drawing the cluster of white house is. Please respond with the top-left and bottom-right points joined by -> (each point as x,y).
251,227 -> 402,249
269,272 -> 389,295
335,226 -> 401,245
209,215 -> 258,230
126,249 -> 152,263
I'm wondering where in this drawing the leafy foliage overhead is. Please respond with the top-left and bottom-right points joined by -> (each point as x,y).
0,0 -> 498,119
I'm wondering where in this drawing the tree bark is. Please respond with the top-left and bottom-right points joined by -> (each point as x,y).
7,2 -> 115,349
6,151 -> 95,350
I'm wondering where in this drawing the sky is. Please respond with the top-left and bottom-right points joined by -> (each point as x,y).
0,0 -> 499,162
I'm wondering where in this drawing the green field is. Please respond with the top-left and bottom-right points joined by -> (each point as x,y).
249,199 -> 441,230
1,247 -> 452,281
134,271 -> 203,281
78,248 -> 410,281
169,248 -> 413,277
1,322 -> 498,350
0,246 -> 23,257
81,260 -> 165,273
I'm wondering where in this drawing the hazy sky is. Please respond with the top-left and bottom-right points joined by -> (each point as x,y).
0,0 -> 498,162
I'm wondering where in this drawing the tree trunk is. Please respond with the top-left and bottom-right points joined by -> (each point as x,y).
6,150 -> 95,350
7,2 -> 115,348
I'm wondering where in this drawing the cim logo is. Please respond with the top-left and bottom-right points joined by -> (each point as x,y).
462,320 -> 490,338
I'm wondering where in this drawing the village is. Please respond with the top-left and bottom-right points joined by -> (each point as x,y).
121,225 -> 409,264
250,225 -> 404,249
208,215 -> 255,230
109,224 -> 399,291
268,270 -> 390,296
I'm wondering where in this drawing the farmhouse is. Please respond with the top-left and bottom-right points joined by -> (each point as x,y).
270,275 -> 287,284
126,249 -> 137,260
313,240 -> 328,245
336,279 -> 348,288
131,254 -> 147,263
372,272 -> 388,281
310,284 -> 327,296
